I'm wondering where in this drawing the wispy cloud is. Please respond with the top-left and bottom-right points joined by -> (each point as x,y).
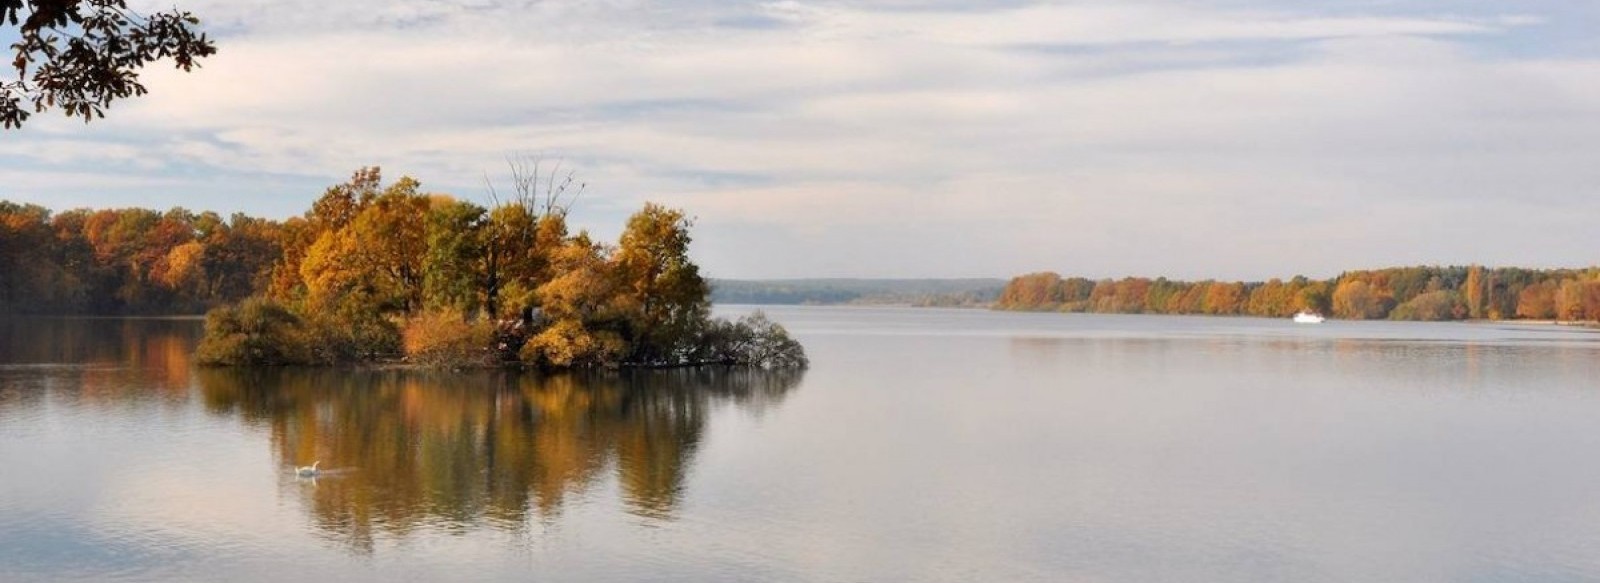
5,1 -> 1594,279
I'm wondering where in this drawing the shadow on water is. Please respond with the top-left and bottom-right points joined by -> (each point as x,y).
195,366 -> 804,553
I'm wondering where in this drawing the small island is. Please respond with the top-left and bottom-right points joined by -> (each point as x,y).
197,167 -> 806,370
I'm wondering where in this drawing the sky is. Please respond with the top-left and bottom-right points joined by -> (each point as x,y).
3,0 -> 1599,281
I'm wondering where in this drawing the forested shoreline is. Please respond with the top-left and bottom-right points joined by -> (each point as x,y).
0,167 -> 807,369
0,200 -> 279,315
996,267 -> 1600,322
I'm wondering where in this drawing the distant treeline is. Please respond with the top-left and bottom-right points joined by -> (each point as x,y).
710,278 -> 1005,307
0,201 -> 281,314
996,266 -> 1600,321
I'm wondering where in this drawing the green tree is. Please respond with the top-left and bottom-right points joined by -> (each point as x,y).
422,198 -> 487,314
195,297 -> 314,366
1389,290 -> 1461,321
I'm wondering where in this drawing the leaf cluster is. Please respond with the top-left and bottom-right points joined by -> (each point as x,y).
3,0 -> 216,128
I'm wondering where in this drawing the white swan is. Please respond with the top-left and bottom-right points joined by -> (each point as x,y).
295,461 -> 321,477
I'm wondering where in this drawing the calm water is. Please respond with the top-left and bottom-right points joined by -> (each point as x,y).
5,308 -> 1600,581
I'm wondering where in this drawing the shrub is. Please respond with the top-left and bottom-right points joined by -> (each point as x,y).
402,309 -> 496,368
303,303 -> 402,363
520,319 -> 625,369
1390,290 -> 1463,321
196,297 -> 316,366
695,311 -> 807,369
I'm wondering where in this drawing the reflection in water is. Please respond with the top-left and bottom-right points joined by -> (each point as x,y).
195,367 -> 802,552
0,317 -> 199,413
0,317 -> 201,368
1010,333 -> 1600,395
16,313 -> 1600,581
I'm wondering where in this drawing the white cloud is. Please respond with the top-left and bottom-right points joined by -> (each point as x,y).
6,0 -> 1595,279
781,3 -> 1509,47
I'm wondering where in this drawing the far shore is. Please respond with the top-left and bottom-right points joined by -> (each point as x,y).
1470,319 -> 1600,329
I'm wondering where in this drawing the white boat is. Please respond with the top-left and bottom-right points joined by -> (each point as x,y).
1292,310 -> 1325,324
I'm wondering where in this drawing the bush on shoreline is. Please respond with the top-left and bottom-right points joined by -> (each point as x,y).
195,298 -> 316,366
694,312 -> 808,369
402,309 -> 496,368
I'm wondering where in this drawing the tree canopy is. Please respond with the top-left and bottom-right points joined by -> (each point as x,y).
2,0 -> 215,128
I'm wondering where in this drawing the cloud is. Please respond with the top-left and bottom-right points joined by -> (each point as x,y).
6,1 -> 1594,279
776,2 -> 1512,47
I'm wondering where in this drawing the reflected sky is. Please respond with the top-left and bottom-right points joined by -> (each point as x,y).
7,310 -> 1600,581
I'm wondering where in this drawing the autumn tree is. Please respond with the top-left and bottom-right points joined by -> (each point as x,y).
1554,279 -> 1587,322
2,0 -> 216,128
297,170 -> 427,313
200,213 -> 282,303
1246,279 -> 1285,317
0,201 -> 56,310
349,178 -> 429,311
1144,278 -> 1180,314
268,169 -> 383,301
1172,281 -> 1207,314
1462,265 -> 1486,319
292,170 -> 432,357
1201,281 -> 1245,315
479,158 -> 583,320
521,233 -> 627,368
996,272 -> 1064,310
1517,281 -> 1557,320
612,203 -> 709,364
1581,281 -> 1600,322
1331,279 -> 1392,319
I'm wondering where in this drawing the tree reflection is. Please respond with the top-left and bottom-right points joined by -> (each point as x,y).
0,317 -> 199,408
195,366 -> 802,551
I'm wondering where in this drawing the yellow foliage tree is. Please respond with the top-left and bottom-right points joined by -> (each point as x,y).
611,204 -> 708,364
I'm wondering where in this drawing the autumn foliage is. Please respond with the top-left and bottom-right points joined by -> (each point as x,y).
997,265 -> 1600,322
31,166 -> 797,370
401,310 -> 496,368
1,166 -> 806,369
0,201 -> 282,314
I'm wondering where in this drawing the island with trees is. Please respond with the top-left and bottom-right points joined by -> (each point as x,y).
0,166 -> 807,369
995,267 -> 1600,322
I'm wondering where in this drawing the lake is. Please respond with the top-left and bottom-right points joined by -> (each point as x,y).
5,307 -> 1600,581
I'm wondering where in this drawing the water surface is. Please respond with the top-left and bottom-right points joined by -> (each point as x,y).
4,309 -> 1600,581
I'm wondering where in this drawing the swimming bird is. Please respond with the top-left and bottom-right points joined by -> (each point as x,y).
295,461 -> 321,477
